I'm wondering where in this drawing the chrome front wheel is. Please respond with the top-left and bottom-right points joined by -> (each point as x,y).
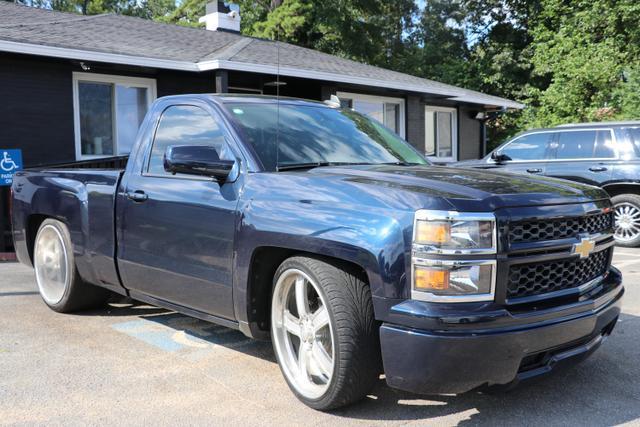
271,268 -> 335,400
614,202 -> 640,244
34,223 -> 70,305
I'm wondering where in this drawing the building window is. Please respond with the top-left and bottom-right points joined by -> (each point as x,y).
425,106 -> 457,162
73,72 -> 156,159
336,92 -> 405,138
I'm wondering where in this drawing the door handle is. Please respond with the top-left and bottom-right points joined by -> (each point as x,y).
589,166 -> 608,172
526,168 -> 542,174
125,190 -> 148,202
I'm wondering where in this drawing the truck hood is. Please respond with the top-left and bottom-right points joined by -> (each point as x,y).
304,164 -> 607,211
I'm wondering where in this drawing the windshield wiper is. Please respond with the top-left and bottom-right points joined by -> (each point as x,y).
276,162 -> 374,171
379,161 -> 421,166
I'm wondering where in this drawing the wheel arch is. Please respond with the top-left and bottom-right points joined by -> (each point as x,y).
601,182 -> 640,198
241,245 -> 377,340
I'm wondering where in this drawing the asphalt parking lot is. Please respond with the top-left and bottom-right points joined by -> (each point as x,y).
1,250 -> 639,426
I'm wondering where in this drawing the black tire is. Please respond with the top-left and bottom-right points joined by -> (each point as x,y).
612,194 -> 640,247
271,256 -> 380,411
33,219 -> 111,313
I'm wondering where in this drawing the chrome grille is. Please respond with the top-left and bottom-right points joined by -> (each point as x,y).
509,212 -> 613,244
507,248 -> 611,299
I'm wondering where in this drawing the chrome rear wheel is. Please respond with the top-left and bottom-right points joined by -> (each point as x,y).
34,224 -> 69,305
271,268 -> 335,400
32,219 -> 110,313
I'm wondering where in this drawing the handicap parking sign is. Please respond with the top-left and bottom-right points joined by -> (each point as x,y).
1,149 -> 22,186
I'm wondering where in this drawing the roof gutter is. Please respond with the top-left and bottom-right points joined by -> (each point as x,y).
0,40 -> 524,109
0,39 -> 198,71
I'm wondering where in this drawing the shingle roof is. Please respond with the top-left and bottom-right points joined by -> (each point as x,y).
0,2 -> 523,109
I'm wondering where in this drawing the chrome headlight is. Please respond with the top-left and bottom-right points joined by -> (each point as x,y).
413,210 -> 496,254
411,210 -> 497,303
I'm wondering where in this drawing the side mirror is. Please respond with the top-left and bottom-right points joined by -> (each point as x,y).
164,145 -> 235,182
490,151 -> 512,164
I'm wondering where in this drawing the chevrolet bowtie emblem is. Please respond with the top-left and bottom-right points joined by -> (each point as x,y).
572,237 -> 596,259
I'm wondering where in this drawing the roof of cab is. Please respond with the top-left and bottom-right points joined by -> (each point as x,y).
159,93 -> 333,108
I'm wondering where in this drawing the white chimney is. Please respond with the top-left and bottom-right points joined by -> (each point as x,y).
199,1 -> 241,33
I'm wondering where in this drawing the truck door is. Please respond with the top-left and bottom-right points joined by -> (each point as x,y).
489,131 -> 553,177
543,129 -> 615,186
117,103 -> 240,320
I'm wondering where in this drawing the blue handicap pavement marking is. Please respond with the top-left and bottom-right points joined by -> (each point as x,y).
1,149 -> 23,186
111,313 -> 253,354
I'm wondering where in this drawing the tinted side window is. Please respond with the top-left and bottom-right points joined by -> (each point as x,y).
147,105 -> 229,175
593,130 -> 616,158
555,130 -> 599,159
626,127 -> 640,156
500,133 -> 551,160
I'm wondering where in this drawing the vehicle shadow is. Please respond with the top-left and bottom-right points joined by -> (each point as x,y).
90,299 -> 640,425
88,298 -> 276,363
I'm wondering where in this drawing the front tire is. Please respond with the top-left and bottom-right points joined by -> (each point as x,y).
270,256 -> 380,411
612,194 -> 640,247
33,219 -> 110,313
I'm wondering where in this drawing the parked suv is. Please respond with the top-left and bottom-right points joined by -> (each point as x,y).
457,121 -> 640,247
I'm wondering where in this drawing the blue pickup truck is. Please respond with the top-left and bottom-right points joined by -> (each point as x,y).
11,95 -> 623,410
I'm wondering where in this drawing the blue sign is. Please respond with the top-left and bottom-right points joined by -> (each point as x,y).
1,149 -> 22,186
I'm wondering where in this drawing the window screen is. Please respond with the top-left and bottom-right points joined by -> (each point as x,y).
425,108 -> 456,158
147,105 -> 228,175
78,82 -> 114,156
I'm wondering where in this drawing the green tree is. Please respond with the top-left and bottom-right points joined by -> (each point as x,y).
7,0 -> 175,18
524,0 -> 640,127
411,0 -> 470,86
166,0 -> 417,68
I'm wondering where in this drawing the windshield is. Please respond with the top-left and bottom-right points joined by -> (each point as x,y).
225,103 -> 428,171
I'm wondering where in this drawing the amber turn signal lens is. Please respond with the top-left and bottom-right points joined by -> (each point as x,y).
415,268 -> 450,291
415,221 -> 450,245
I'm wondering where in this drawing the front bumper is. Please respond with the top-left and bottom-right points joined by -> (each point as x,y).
379,267 -> 623,395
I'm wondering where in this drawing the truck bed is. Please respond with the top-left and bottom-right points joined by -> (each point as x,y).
11,168 -> 125,294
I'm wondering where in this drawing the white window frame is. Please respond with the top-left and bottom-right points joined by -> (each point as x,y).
72,72 -> 157,160
424,105 -> 458,163
336,91 -> 406,138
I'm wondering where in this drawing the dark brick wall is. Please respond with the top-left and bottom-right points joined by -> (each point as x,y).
157,69 -> 215,96
406,95 -> 424,152
0,53 -> 76,167
458,105 -> 482,160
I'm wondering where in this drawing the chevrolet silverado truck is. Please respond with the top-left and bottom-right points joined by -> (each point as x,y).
11,95 -> 623,410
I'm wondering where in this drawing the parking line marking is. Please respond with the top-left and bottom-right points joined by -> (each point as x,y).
111,313 -> 254,355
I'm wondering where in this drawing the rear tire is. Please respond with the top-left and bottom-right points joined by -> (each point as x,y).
33,219 -> 110,313
612,194 -> 640,247
270,256 -> 380,411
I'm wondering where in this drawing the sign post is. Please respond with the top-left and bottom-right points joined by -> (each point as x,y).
0,149 -> 22,254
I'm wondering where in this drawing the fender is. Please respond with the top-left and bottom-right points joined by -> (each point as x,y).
233,196 -> 416,333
